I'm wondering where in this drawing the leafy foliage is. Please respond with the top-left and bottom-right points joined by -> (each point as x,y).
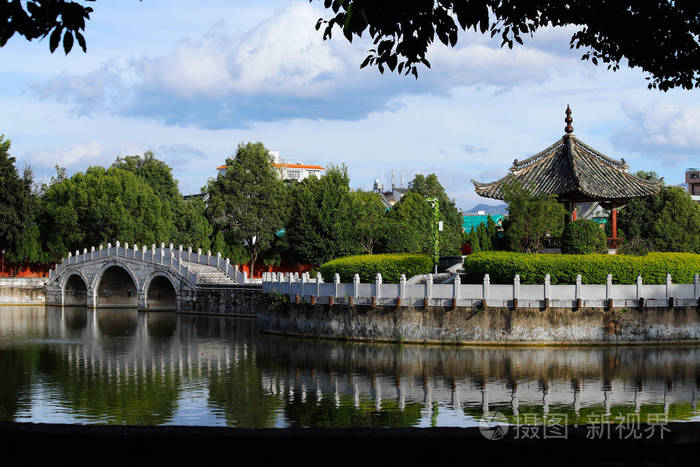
619,172 -> 700,253
462,251 -> 700,285
39,166 -> 173,260
206,142 -> 287,273
315,0 -> 700,90
560,220 -> 607,254
320,253 -> 432,283
286,164 -> 359,266
0,135 -> 41,262
501,177 -> 565,253
618,237 -> 651,256
1,0 -> 94,54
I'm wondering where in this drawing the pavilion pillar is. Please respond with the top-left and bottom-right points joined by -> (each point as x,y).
572,206 -> 577,221
611,203 -> 618,241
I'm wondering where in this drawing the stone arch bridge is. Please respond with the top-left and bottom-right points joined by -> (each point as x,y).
45,241 -> 260,310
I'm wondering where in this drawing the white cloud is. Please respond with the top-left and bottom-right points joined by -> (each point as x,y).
615,101 -> 700,162
27,141 -> 104,170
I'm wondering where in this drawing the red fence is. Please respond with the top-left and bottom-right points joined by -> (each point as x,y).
0,262 -> 54,278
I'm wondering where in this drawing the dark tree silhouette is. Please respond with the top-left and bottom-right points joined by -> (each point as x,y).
3,1 -> 698,90
1,0 -> 94,53
314,0 -> 700,91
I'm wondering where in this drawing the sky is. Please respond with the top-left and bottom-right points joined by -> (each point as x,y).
2,0 -> 699,211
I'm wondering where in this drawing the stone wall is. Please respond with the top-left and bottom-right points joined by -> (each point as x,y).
178,286 -> 268,316
0,278 -> 47,305
259,301 -> 700,344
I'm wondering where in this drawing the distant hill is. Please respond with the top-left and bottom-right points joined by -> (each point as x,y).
464,203 -> 508,215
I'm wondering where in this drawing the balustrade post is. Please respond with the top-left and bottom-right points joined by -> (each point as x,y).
575,274 -> 582,309
115,241 -> 120,256
99,245 -> 103,259
178,245 -> 183,261
334,273 -> 340,298
107,243 -> 111,256
426,274 -> 433,305
75,250 -> 79,263
187,247 -> 192,262
90,246 -> 95,261
142,245 -> 147,260
353,274 -> 360,302
133,243 -> 138,258
225,258 -> 230,277
216,252 -> 221,269
512,274 -> 519,309
151,244 -> 156,261
483,274 -> 490,301
636,275 -> 643,301
83,248 -> 87,261
606,274 -> 613,309
399,274 -> 406,304
544,274 -> 551,309
68,251 -> 72,264
375,273 -> 382,304
316,272 -> 322,297
124,243 -> 128,256
206,250 -> 211,266
197,248 -> 202,263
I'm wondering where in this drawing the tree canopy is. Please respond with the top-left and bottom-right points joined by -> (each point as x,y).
618,171 -> 700,253
206,142 -> 287,274
315,0 -> 700,90
0,135 -> 40,262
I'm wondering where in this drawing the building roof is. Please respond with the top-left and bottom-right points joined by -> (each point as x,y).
462,214 -> 504,232
272,163 -> 325,170
216,163 -> 326,171
472,107 -> 662,204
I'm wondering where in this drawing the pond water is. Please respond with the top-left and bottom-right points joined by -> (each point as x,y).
0,306 -> 698,427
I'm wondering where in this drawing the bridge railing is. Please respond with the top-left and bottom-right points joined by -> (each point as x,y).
261,271 -> 700,309
49,241 -> 261,285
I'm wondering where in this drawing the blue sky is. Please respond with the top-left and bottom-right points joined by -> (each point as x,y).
2,1 -> 699,210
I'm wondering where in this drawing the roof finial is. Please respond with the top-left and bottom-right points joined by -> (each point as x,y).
564,105 -> 574,134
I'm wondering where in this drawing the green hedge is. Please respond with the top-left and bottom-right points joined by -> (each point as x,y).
462,251 -> 700,284
320,253 -> 433,283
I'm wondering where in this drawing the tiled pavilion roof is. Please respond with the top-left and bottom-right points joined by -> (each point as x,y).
472,108 -> 662,203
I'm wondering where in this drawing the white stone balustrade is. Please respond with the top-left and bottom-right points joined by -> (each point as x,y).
262,273 -> 700,308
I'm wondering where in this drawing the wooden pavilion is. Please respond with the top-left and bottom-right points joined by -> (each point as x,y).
471,106 -> 662,247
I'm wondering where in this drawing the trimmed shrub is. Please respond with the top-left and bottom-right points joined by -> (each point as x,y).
561,220 -> 607,254
462,251 -> 700,284
320,253 -> 432,283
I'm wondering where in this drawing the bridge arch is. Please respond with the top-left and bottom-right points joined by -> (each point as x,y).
61,271 -> 89,307
92,261 -> 140,308
142,271 -> 179,310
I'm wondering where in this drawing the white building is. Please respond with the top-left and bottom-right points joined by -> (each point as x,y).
217,150 -> 325,181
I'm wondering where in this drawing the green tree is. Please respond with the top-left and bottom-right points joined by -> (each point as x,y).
286,165 -> 359,265
113,151 -> 213,249
0,135 -> 41,262
501,177 -> 565,253
406,173 -> 463,255
39,166 -> 173,260
477,222 -> 491,251
348,190 -> 388,254
468,227 -> 480,254
618,172 -> 700,253
384,192 -> 432,254
206,142 -> 286,273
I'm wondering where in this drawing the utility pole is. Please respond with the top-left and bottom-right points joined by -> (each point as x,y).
426,198 -> 440,274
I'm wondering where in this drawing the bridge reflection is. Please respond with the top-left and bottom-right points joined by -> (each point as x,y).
0,306 -> 697,426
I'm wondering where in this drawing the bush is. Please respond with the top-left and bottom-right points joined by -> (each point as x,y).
619,238 -> 651,256
560,220 -> 607,254
320,253 -> 433,283
461,251 -> 700,284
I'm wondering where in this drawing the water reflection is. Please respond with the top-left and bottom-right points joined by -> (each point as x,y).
0,306 -> 697,427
